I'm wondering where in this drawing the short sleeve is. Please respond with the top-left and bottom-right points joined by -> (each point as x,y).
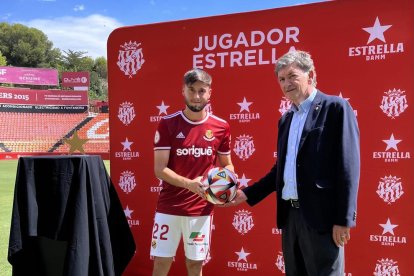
154,118 -> 171,150
218,123 -> 231,154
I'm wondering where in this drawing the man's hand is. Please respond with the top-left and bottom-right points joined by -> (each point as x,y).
218,189 -> 248,207
185,176 -> 206,200
332,225 -> 351,247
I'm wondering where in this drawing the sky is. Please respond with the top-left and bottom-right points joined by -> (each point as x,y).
2,0 -> 326,59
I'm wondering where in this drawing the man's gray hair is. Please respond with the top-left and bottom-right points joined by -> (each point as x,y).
183,68 -> 212,87
275,50 -> 317,86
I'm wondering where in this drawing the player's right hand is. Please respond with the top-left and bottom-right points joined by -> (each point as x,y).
187,176 -> 207,200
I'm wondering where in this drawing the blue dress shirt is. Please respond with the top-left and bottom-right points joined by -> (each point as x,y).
282,89 -> 317,200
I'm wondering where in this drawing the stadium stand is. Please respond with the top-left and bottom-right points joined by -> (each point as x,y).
0,112 -> 109,155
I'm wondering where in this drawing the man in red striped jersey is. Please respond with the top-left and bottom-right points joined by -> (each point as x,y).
151,68 -> 235,276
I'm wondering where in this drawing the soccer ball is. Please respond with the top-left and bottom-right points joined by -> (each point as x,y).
202,167 -> 238,205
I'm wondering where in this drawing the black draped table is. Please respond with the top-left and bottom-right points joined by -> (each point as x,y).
8,155 -> 135,276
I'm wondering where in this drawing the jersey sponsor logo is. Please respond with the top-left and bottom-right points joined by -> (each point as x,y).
380,89 -> 408,119
176,145 -> 213,157
373,258 -> 400,276
232,209 -> 254,235
118,102 -> 136,126
117,41 -> 145,78
203,129 -> 215,141
376,175 -> 404,205
349,16 -> 404,61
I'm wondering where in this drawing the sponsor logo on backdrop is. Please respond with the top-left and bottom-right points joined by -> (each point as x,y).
118,170 -> 137,194
193,27 -> 299,68
238,173 -> 251,188
338,92 -> 358,116
373,258 -> 400,276
150,101 -> 169,122
124,205 -> 140,227
349,16 -> 404,61
380,89 -> 408,119
115,138 -> 139,160
117,41 -> 145,77
370,218 -> 406,246
118,102 -> 136,126
372,133 -> 410,162
279,97 -> 292,115
376,175 -> 404,204
227,247 -> 258,271
272,227 -> 282,235
151,178 -> 163,193
233,135 -> 256,160
229,97 -> 260,123
232,209 -> 254,235
275,252 -> 285,274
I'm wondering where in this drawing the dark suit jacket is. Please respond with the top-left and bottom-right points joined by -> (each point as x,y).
243,91 -> 360,231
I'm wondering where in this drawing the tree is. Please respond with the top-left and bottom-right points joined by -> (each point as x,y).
0,22 -> 61,68
0,50 -> 6,66
94,57 -> 107,79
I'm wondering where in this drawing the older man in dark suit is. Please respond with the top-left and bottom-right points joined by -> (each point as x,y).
227,50 -> 360,276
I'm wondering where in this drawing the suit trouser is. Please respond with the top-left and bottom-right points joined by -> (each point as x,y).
281,206 -> 344,276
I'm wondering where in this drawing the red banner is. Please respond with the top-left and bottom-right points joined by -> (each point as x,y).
108,0 -> 413,275
0,66 -> 58,86
61,71 -> 90,87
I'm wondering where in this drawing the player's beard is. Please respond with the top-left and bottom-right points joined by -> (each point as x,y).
185,100 -> 207,112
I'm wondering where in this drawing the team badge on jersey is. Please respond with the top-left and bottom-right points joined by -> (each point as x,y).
154,130 -> 160,144
203,129 -> 215,141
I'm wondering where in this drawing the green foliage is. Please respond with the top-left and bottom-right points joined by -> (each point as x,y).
0,50 -> 6,66
0,22 -> 108,101
0,22 -> 60,68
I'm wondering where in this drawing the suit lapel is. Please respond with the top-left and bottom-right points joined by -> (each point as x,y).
278,110 -> 294,161
298,91 -> 323,151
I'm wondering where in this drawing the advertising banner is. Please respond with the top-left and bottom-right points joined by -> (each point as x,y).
61,71 -> 90,87
108,0 -> 413,275
0,87 -> 88,113
0,66 -> 58,86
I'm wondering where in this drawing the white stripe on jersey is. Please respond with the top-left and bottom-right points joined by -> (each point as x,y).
162,111 -> 181,120
179,111 -> 210,125
209,113 -> 228,124
217,150 -> 231,155
154,147 -> 171,150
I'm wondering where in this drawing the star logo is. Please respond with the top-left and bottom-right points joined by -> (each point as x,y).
124,205 -> 133,219
362,17 -> 392,44
379,218 -> 398,235
237,97 -> 253,112
64,131 -> 88,154
235,247 -> 250,262
157,101 -> 169,115
238,174 -> 251,188
121,137 -> 133,151
383,133 -> 402,151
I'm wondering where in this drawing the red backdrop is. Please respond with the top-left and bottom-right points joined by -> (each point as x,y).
108,0 -> 413,274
